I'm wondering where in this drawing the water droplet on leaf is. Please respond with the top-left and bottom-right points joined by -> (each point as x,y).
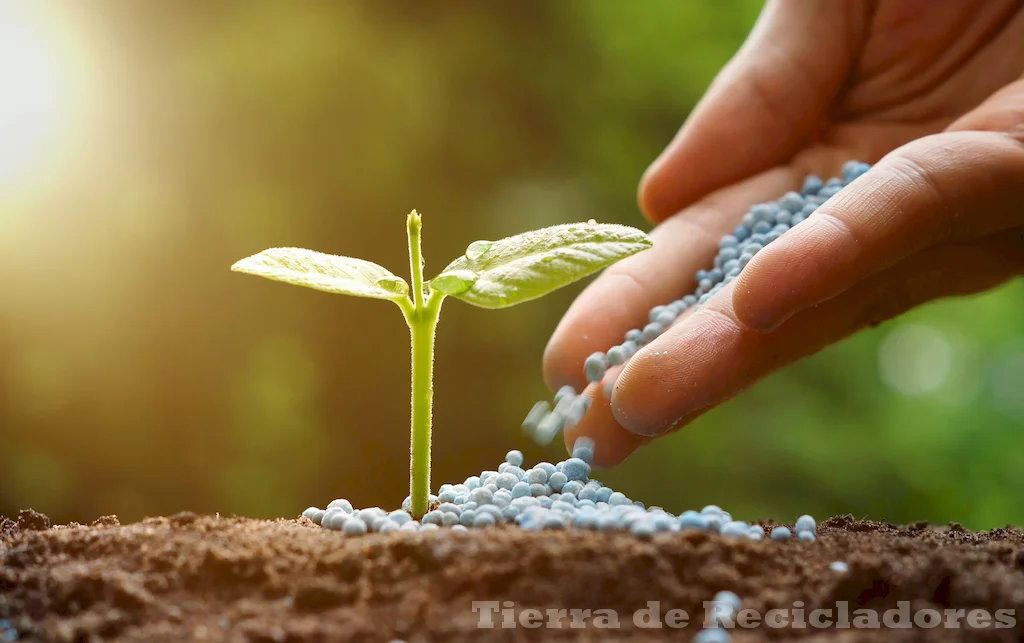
375,276 -> 409,296
430,270 -> 477,296
465,240 -> 492,262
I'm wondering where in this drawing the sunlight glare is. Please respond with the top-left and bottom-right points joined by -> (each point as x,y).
0,1 -> 64,183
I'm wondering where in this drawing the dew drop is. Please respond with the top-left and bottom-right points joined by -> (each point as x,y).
431,270 -> 477,295
587,218 -> 596,225
375,276 -> 409,295
465,240 -> 492,261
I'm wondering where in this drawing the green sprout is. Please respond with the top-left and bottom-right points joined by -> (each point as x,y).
231,211 -> 652,517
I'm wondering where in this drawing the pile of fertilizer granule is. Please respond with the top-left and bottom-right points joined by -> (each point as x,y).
302,439 -> 819,543
303,444 -> 836,643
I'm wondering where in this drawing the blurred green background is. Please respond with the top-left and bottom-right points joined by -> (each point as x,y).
1,1 -> 1022,530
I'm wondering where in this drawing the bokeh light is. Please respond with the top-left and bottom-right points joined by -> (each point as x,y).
878,324 -> 954,396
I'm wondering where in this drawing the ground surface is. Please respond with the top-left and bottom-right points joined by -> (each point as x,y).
2,510 -> 1023,642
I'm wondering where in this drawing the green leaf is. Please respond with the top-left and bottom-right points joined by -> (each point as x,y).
231,247 -> 409,300
435,221 -> 652,308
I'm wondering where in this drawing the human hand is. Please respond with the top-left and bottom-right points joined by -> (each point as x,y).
543,0 -> 1024,467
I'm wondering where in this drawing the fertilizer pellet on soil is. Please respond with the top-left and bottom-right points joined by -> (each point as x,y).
795,514 -> 816,535
305,445 -> 817,542
693,628 -> 731,643
770,526 -> 792,541
829,561 -> 849,573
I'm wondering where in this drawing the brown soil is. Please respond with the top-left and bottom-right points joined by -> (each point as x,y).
2,510 -> 1023,642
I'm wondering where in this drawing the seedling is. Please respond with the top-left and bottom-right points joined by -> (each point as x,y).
231,211 -> 651,517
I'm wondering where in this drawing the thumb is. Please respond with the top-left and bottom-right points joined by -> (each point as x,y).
639,0 -> 867,223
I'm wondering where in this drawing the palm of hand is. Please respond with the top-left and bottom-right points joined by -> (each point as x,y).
644,0 -> 1024,217
807,0 -> 1024,173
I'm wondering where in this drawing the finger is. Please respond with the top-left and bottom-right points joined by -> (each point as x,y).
947,75 -> 1024,142
732,129 -> 1024,332
560,374 -> 649,469
613,228 -> 1024,437
543,168 -> 799,392
638,0 -> 866,223
562,312 -> 711,468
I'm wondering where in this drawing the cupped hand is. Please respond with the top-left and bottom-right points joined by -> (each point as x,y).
543,0 -> 1024,467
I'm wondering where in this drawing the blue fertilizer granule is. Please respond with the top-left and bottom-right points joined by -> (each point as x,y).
304,445 -> 817,541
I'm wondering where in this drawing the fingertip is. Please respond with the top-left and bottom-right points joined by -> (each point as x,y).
730,256 -> 784,332
609,342 -> 680,438
730,284 -> 792,333
541,329 -> 582,392
611,305 -> 745,436
637,154 -> 674,224
562,379 -> 646,469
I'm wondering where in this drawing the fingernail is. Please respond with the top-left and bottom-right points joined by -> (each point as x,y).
640,155 -> 664,190
610,400 -> 679,438
749,311 -> 790,334
606,351 -> 673,437
742,306 -> 793,334
637,158 -> 667,217
733,287 -> 788,333
609,312 -> 725,436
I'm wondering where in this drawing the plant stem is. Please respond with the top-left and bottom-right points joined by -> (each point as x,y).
404,211 -> 443,518
408,211 -> 425,309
